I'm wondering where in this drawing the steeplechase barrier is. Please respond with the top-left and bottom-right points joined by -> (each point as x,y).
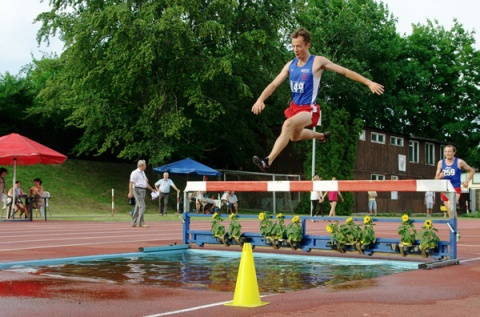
181,179 -> 459,261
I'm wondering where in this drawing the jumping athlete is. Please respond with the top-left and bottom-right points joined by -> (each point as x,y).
435,144 -> 474,218
252,27 -> 384,172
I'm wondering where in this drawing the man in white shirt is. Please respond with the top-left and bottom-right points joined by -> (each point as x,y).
155,172 -> 181,216
228,191 -> 239,214
128,160 -> 155,227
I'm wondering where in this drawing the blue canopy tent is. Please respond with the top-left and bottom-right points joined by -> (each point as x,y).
153,158 -> 221,214
153,157 -> 221,177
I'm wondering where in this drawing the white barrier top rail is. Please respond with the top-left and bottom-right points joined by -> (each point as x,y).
184,179 -> 455,193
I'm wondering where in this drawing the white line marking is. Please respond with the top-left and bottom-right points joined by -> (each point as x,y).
0,238 -> 177,252
459,257 -> 480,263
0,232 -> 177,244
143,300 -> 233,317
143,295 -> 273,317
0,229 -> 178,244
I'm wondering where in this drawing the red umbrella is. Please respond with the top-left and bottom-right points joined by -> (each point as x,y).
0,133 -> 67,219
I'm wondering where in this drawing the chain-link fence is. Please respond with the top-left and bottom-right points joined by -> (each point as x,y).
218,170 -> 301,214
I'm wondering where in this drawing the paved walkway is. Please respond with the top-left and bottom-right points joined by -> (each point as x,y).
0,219 -> 479,317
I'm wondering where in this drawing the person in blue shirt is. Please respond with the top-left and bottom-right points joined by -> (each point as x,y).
155,172 -> 181,216
435,144 -> 474,218
251,27 -> 384,172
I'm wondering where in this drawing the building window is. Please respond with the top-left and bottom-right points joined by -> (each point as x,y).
391,176 -> 398,200
425,143 -> 435,166
359,130 -> 366,141
398,154 -> 406,172
439,144 -> 445,160
371,132 -> 386,144
390,136 -> 404,147
371,174 -> 385,181
409,140 -> 419,163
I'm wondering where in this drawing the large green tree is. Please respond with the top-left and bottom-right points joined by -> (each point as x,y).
0,73 -> 33,135
30,0 -> 480,176
394,20 -> 480,165
35,0 -> 294,167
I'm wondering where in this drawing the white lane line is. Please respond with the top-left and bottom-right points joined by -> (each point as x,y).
459,257 -> 480,263
143,300 -> 233,317
0,229 -> 181,241
0,233 -> 179,245
143,296 -> 273,317
0,238 -> 178,252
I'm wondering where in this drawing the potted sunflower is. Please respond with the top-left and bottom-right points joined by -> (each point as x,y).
286,215 -> 303,250
258,212 -> 286,249
326,218 -> 362,253
358,215 -> 376,253
340,217 -> 363,253
228,213 -> 244,247
211,212 -> 228,246
397,214 -> 417,256
272,213 -> 286,240
326,222 -> 342,251
419,219 -> 440,257
259,212 -> 273,237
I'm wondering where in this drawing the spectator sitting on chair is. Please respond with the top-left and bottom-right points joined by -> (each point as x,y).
228,191 -> 239,214
189,191 -> 202,213
220,191 -> 229,212
8,181 -> 28,218
192,191 -> 216,213
29,178 -> 44,212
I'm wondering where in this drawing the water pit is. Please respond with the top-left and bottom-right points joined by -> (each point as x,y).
0,248 -> 420,293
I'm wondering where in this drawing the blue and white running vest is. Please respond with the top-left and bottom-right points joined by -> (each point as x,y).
289,55 -> 321,106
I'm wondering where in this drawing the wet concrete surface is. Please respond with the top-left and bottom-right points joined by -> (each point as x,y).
0,219 -> 479,316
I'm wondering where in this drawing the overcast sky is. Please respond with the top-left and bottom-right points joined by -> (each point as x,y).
1,0 -> 479,75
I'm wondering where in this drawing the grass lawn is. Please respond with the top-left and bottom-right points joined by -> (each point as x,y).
3,159 -> 158,221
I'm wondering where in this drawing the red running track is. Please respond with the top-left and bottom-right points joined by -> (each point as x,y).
0,219 -> 480,317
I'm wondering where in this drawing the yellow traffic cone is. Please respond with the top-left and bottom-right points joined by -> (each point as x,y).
225,243 -> 269,307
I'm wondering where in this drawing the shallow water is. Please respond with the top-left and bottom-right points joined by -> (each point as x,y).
4,249 -> 418,293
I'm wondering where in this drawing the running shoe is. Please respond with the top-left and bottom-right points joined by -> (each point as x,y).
253,156 -> 270,172
319,131 -> 332,144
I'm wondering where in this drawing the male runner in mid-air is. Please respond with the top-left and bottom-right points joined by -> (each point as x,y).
252,27 -> 384,172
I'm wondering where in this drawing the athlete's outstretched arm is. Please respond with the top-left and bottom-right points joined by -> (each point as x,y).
252,62 -> 290,115
318,57 -> 384,95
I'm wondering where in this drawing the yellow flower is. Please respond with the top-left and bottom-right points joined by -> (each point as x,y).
292,215 -> 300,223
440,206 -> 447,212
424,219 -> 432,229
364,215 -> 371,224
401,214 -> 409,222
212,212 -> 218,219
229,213 -> 235,220
326,225 -> 333,233
346,217 -> 353,224
258,212 -> 265,221
277,213 -> 284,219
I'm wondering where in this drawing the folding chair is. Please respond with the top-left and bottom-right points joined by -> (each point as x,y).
2,196 -> 14,219
1,195 -> 6,218
42,191 -> 52,217
35,191 -> 52,218
220,198 -> 231,214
